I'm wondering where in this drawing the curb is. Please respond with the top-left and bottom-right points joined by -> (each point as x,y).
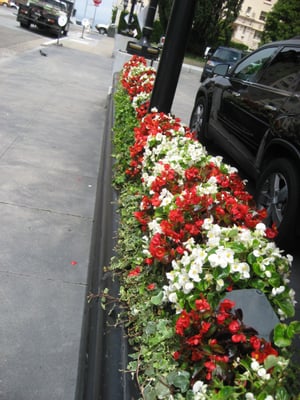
75,74 -> 139,400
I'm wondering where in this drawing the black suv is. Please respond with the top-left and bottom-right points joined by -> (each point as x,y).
190,38 -> 300,249
200,46 -> 247,82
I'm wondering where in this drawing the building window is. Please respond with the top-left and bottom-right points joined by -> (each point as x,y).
254,31 -> 261,40
259,11 -> 267,21
246,6 -> 252,15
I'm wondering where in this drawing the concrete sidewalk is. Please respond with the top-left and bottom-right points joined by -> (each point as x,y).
0,23 -> 204,399
0,29 -> 114,400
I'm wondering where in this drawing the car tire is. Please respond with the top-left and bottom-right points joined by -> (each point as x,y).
256,158 -> 300,249
189,96 -> 209,145
20,21 -> 30,29
99,28 -> 106,34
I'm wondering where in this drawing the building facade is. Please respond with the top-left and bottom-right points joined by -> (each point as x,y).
232,0 -> 278,50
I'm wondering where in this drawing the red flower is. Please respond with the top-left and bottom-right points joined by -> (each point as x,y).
147,283 -> 156,291
219,299 -> 235,313
250,336 -> 261,351
175,310 -> 191,336
128,266 -> 141,277
232,333 -> 247,343
187,334 -> 202,346
195,298 -> 211,312
251,341 -> 278,363
228,320 -> 241,333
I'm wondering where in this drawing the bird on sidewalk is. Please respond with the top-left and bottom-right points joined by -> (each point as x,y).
39,49 -> 48,57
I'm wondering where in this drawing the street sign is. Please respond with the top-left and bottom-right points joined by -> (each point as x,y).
93,0 -> 101,6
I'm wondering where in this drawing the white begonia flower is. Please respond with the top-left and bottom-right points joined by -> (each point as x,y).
255,222 -> 266,234
230,262 -> 250,279
202,216 -> 214,230
216,279 -> 225,291
250,359 -> 260,371
166,270 -> 176,282
204,273 -> 213,282
192,380 -> 208,399
245,393 -> 256,400
265,270 -> 272,278
159,188 -> 174,207
208,247 -> 234,268
168,292 -> 178,304
257,367 -> 270,380
183,280 -> 194,294
183,237 -> 196,251
238,228 -> 253,243
192,246 -> 207,261
188,264 -> 202,282
148,220 -> 162,235
271,285 -> 285,296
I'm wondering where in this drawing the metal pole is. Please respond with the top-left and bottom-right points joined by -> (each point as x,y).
149,0 -> 197,114
140,0 -> 158,45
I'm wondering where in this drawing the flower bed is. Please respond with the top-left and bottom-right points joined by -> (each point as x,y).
107,55 -> 300,399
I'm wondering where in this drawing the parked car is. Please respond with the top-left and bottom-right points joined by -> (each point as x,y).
0,0 -> 16,6
190,37 -> 300,249
200,46 -> 247,82
95,23 -> 116,36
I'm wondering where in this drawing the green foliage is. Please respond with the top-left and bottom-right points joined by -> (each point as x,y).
117,10 -> 142,38
261,0 -> 300,44
158,0 -> 244,56
151,20 -> 165,45
111,5 -> 117,23
112,83 -> 138,188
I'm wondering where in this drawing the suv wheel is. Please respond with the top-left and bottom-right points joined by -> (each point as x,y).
256,158 -> 300,249
189,97 -> 208,144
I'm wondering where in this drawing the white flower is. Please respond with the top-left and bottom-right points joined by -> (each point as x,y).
245,393 -> 256,400
159,188 -> 174,207
216,279 -> 224,291
230,262 -> 250,279
255,222 -> 266,234
183,280 -> 194,294
265,396 -> 274,400
148,219 -> 162,235
257,367 -> 270,380
192,380 -> 207,399
168,292 -> 178,303
271,285 -> 285,296
192,380 -> 207,394
188,264 -> 202,282
250,359 -> 260,371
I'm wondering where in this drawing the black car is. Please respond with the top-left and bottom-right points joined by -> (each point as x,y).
190,38 -> 300,249
200,46 -> 247,82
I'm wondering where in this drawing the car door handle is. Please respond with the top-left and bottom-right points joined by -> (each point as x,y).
264,104 -> 277,112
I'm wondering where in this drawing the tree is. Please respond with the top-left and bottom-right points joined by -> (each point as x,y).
157,0 -> 243,56
261,0 -> 300,44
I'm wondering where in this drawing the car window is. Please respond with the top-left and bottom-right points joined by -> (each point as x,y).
213,48 -> 241,62
258,46 -> 300,92
232,47 -> 278,82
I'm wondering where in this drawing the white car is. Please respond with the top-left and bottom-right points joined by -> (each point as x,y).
95,23 -> 116,35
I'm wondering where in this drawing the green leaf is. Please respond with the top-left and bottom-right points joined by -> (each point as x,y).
167,370 -> 190,392
274,323 -> 292,347
150,290 -> 164,305
264,354 -> 279,370
274,387 -> 291,400
154,380 -> 171,398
